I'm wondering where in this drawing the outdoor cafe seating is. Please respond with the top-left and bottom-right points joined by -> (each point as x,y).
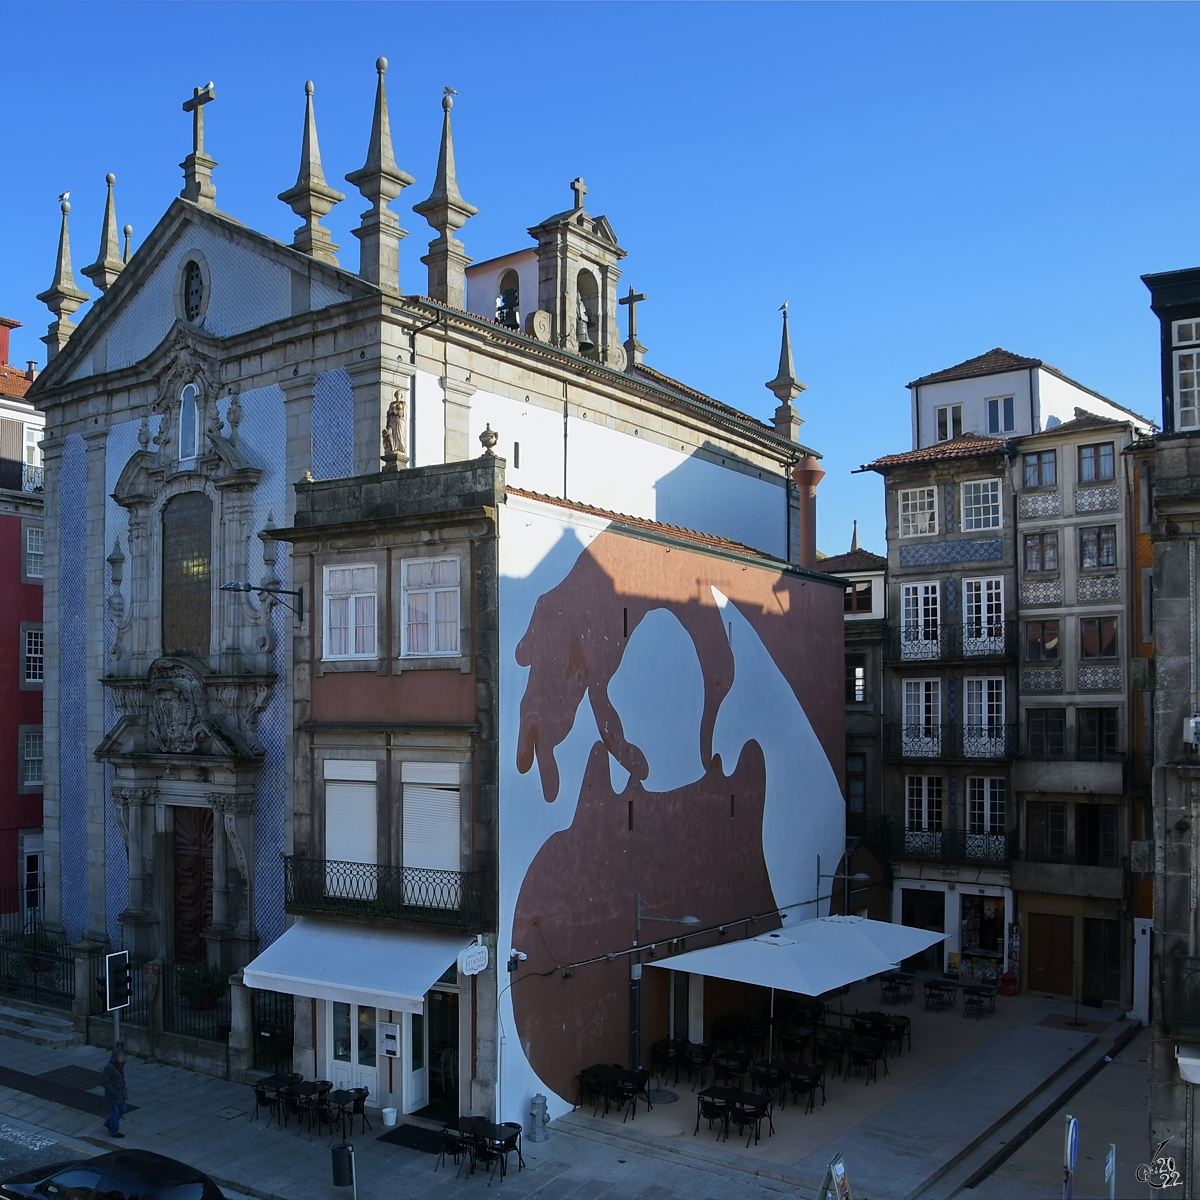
694,1085 -> 774,1147
437,1116 -> 525,1181
577,1063 -> 653,1121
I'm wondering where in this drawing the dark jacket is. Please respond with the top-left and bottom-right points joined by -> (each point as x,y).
101,1051 -> 126,1105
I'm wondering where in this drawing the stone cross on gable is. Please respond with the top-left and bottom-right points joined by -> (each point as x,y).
183,82 -> 217,157
619,287 -> 646,344
570,177 -> 588,210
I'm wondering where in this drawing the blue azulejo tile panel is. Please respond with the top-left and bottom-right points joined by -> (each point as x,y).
1022,668 -> 1063,692
1078,666 -> 1122,691
311,369 -> 354,480
1075,486 -> 1119,513
1019,492 -> 1061,518
1022,579 -> 1062,606
899,539 -> 1003,567
58,434 -> 88,944
1078,575 -> 1121,602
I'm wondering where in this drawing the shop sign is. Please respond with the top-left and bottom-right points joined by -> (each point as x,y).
459,943 -> 489,977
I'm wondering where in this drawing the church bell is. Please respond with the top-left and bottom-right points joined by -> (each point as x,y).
576,314 -> 596,353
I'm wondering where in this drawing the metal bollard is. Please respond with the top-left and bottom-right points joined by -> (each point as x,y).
332,1143 -> 355,1198
528,1093 -> 550,1142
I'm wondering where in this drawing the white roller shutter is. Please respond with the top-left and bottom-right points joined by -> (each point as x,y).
326,783 -> 377,865
401,762 -> 461,874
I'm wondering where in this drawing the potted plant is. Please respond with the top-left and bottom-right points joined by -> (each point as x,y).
176,963 -> 227,1010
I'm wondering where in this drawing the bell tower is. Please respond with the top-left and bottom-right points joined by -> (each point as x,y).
527,178 -> 627,367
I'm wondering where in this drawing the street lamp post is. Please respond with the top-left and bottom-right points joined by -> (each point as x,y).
630,892 -> 699,1075
815,853 -> 872,916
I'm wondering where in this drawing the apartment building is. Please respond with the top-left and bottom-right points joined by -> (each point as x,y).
863,348 -> 1151,1005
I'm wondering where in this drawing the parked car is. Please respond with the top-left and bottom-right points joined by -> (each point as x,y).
0,1150 -> 225,1200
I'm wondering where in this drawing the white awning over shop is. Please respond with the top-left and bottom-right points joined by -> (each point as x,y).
645,916 -> 946,997
243,917 -> 472,1014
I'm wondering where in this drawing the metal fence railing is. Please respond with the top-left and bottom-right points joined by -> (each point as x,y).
161,961 -> 232,1043
284,855 -> 487,930
884,723 -> 1018,762
0,931 -> 75,1010
251,987 -> 295,1074
868,819 -> 1016,867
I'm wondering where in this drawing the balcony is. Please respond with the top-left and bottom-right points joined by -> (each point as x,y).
1009,858 -> 1124,899
868,819 -> 1015,867
0,461 -> 42,493
885,621 -> 1015,664
1173,953 -> 1200,1042
884,723 -> 1018,762
1013,751 -> 1126,795
283,856 -> 487,931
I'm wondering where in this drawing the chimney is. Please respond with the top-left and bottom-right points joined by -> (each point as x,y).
0,317 -> 20,367
25,363 -> 38,383
793,454 -> 826,570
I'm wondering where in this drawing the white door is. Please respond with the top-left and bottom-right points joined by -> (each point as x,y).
328,1002 -> 379,1102
402,1005 -> 429,1114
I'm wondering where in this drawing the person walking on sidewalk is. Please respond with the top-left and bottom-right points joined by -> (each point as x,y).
101,1047 -> 128,1138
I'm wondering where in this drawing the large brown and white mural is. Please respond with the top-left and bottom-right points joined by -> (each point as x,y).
497,493 -> 846,1118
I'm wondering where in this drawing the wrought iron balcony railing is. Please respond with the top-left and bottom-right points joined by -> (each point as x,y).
283,855 -> 487,930
867,818 -> 1015,867
884,723 -> 1017,762
885,621 -> 1015,664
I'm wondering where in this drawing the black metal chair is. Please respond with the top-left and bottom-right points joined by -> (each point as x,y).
249,1083 -> 280,1125
711,1050 -> 751,1089
848,1038 -> 889,1084
309,1094 -> 337,1141
348,1087 -> 372,1133
694,1091 -> 730,1140
679,1042 -> 711,1090
577,1071 -> 608,1115
612,1069 -> 652,1122
494,1121 -> 525,1179
729,1092 -> 773,1147
434,1127 -> 471,1176
651,1038 -> 683,1086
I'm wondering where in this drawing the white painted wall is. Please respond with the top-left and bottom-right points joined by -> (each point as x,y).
465,389 -> 786,556
465,249 -> 539,326
410,370 -> 445,469
913,370 -> 1033,448
1035,368 -> 1152,432
841,569 -> 885,621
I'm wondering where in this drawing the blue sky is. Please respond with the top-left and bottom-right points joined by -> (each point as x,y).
2,1 -> 1195,553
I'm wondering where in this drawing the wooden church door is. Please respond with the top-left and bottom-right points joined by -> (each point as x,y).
173,806 -> 213,962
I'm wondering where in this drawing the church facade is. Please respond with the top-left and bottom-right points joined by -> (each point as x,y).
29,62 -> 847,1118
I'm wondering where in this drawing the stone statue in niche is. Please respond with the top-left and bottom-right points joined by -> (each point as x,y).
381,392 -> 408,465
147,659 -> 212,754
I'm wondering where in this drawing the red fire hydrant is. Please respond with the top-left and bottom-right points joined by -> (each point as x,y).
1000,971 -> 1017,997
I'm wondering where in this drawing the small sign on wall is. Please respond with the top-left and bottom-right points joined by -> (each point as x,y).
459,943 -> 489,977
379,1022 -> 400,1058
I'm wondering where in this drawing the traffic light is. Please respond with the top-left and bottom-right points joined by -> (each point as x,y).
105,951 -> 131,1011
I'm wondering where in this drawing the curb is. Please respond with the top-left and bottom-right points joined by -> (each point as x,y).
957,1020 -> 1144,1191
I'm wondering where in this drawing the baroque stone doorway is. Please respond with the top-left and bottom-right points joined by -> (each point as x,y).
173,806 -> 213,962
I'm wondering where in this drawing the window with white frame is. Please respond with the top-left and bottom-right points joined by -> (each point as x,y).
22,732 -> 43,786
902,679 -> 942,757
323,564 -> 377,660
906,775 -> 943,831
967,777 -> 1006,836
961,479 -> 1001,531
1174,320 -> 1200,346
899,487 -> 938,538
900,581 -> 940,659
403,558 -> 460,656
964,677 -> 1005,756
23,629 -> 43,683
986,396 -> 1015,434
1175,347 -> 1199,430
963,577 -> 1004,653
25,528 -> 43,579
936,405 -> 962,442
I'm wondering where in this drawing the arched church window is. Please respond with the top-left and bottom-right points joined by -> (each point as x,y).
183,260 -> 204,322
496,270 -> 520,329
179,384 -> 199,461
575,270 -> 599,353
161,491 -> 213,658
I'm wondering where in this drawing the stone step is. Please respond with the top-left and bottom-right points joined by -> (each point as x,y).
0,1004 -> 77,1032
915,1021 -> 1143,1200
0,1016 -> 83,1049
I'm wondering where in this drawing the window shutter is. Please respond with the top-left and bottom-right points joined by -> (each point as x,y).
325,782 -> 377,865
402,763 -> 460,873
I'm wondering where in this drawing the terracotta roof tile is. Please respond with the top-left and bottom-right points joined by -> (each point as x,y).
819,548 -> 887,573
1016,410 -> 1127,440
506,487 -> 782,562
862,433 -> 1007,471
0,367 -> 31,399
907,348 -> 1043,387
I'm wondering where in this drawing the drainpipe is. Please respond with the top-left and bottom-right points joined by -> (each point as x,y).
792,455 -> 826,570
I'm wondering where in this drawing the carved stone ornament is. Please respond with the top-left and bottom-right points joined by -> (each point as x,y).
147,658 -> 213,754
382,393 -> 408,458
152,332 -> 218,464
